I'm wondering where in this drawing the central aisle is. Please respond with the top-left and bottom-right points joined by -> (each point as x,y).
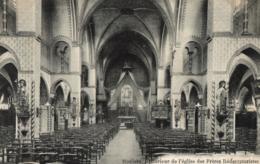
99,129 -> 142,164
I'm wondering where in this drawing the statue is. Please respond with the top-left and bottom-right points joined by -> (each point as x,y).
71,97 -> 77,120
174,99 -> 182,127
55,41 -> 69,73
216,81 -> 227,114
216,81 -> 228,127
56,41 -> 69,57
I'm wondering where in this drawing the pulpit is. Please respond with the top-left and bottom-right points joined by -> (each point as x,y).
151,104 -> 171,128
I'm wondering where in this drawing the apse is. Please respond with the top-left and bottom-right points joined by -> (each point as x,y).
104,54 -> 150,88
80,0 -> 173,123
99,31 -> 157,83
97,31 -> 156,121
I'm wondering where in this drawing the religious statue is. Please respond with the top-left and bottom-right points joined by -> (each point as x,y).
174,99 -> 182,127
83,107 -> 89,122
216,81 -> 227,114
56,41 -> 69,57
71,97 -> 77,120
55,41 -> 70,73
184,47 -> 193,73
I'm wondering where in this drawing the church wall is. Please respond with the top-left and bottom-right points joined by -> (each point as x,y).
40,43 -> 51,70
207,0 -> 233,34
0,36 -> 38,71
0,35 -> 42,139
51,74 -> 80,98
233,0 -> 260,35
171,75 -> 206,100
51,74 -> 81,126
206,35 -> 260,140
170,74 -> 206,129
211,36 -> 260,73
172,47 -> 183,73
206,0 -> 260,121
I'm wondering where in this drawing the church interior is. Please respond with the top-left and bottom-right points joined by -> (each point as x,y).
1,0 -> 260,163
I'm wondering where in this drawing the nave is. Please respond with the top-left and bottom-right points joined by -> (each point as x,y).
0,121 -> 251,164
98,129 -> 142,164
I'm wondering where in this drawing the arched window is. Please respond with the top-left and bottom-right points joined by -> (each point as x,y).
54,41 -> 70,73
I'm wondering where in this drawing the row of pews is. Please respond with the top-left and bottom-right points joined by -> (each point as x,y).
0,126 -> 15,145
134,123 -> 237,161
1,122 -> 119,164
236,127 -> 256,152
0,126 -> 15,164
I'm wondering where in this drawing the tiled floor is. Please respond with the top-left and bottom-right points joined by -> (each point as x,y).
98,129 -> 142,164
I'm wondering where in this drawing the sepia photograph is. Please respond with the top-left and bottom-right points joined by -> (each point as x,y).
0,0 -> 260,163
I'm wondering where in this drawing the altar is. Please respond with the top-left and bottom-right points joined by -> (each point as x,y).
118,116 -> 136,129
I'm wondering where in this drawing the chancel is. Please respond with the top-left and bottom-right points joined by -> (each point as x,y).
0,0 -> 260,163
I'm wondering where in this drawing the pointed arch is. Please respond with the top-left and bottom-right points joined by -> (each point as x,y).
40,77 -> 49,105
180,79 -> 203,97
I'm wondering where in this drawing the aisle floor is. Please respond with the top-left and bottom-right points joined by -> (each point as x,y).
98,129 -> 142,164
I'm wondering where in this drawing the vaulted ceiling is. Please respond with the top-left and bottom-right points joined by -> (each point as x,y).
81,0 -> 175,82
88,0 -> 165,55
98,0 -> 157,9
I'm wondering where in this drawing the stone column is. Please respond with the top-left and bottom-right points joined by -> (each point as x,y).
16,0 -> 42,35
254,80 -> 260,154
254,95 -> 260,154
157,67 -> 166,101
15,38 -> 41,140
2,0 -> 7,33
88,66 -> 96,124
208,0 -> 233,34
242,0 -> 249,34
256,107 -> 260,154
70,46 -> 81,127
